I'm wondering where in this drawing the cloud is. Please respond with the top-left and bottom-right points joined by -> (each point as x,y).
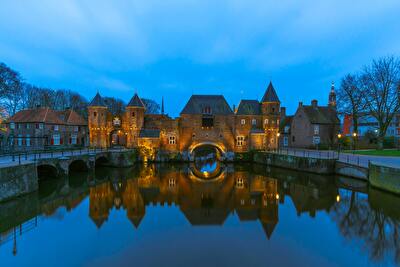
0,0 -> 399,115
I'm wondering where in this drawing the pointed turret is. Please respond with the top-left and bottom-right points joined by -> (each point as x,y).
127,93 -> 145,108
329,82 -> 337,108
88,92 -> 106,107
262,81 -> 280,103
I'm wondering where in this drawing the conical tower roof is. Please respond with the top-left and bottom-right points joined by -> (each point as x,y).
127,93 -> 145,108
261,82 -> 280,103
88,92 -> 106,107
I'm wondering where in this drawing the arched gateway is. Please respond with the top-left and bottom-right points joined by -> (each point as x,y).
88,83 -> 283,156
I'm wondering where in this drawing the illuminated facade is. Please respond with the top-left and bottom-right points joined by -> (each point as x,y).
88,82 -> 283,157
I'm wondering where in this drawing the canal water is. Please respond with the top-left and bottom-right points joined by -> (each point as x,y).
0,162 -> 399,267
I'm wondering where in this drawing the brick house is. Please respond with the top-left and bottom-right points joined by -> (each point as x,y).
4,107 -> 88,151
281,84 -> 340,148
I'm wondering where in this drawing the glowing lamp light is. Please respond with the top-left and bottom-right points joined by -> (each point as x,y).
277,133 -> 281,137
275,194 -> 280,200
336,195 -> 340,202
352,132 -> 357,137
337,133 -> 342,139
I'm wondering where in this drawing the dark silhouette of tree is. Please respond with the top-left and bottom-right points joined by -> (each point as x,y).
103,97 -> 125,115
142,98 -> 160,114
337,74 -> 366,136
330,190 -> 400,265
0,62 -> 24,115
362,56 -> 400,149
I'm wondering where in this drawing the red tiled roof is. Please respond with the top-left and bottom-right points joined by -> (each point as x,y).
7,108 -> 87,125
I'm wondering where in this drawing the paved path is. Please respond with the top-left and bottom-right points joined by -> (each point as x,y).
274,149 -> 400,168
0,148 -> 127,168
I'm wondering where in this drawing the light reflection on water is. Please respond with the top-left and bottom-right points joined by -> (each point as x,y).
0,163 -> 399,267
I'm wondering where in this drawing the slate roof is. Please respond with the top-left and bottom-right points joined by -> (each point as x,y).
7,108 -> 87,125
139,129 -> 160,138
302,106 -> 340,125
88,92 -> 106,107
180,95 -> 233,115
236,100 -> 261,115
127,93 -> 145,108
261,82 -> 280,103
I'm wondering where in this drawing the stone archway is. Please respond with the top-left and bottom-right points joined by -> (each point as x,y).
109,129 -> 127,147
188,142 -> 227,162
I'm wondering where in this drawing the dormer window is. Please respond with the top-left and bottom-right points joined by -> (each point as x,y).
202,106 -> 212,114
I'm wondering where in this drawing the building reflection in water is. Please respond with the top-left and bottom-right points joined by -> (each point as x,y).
1,162 -> 400,265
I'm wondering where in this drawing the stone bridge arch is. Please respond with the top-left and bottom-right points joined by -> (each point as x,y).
188,141 -> 232,161
37,163 -> 59,180
68,159 -> 90,173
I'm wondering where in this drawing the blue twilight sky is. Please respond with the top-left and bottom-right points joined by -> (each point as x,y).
1,0 -> 400,117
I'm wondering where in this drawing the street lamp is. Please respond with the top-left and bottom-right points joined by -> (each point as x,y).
337,133 -> 342,157
352,132 -> 357,153
276,132 -> 281,152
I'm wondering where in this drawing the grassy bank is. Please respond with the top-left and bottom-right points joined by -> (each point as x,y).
346,149 -> 400,157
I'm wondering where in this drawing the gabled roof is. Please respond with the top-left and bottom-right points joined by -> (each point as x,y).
88,92 -> 106,107
301,106 -> 340,125
127,93 -> 145,108
236,100 -> 261,115
8,108 -> 65,124
180,95 -> 233,115
261,82 -> 280,103
7,108 -> 87,126
58,109 -> 87,126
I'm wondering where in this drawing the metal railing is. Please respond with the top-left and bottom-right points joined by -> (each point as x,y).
0,146 -> 128,166
269,148 -> 370,168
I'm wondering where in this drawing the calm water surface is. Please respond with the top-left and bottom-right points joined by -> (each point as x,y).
0,162 -> 399,267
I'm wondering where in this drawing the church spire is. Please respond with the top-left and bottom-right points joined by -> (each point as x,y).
329,81 -> 337,108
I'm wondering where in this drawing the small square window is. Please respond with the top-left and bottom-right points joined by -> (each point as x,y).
236,136 -> 245,146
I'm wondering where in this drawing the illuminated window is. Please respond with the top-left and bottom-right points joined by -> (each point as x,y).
236,178 -> 244,188
264,119 -> 268,125
169,136 -> 176,145
168,178 -> 176,187
241,119 -> 246,125
236,136 -> 245,146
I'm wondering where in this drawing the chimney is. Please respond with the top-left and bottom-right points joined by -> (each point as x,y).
280,107 -> 286,119
298,102 -> 303,107
311,99 -> 318,108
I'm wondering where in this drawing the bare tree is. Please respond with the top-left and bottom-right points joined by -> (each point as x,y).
0,62 -> 24,115
337,74 -> 366,136
362,56 -> 400,149
103,97 -> 125,115
142,98 -> 160,114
